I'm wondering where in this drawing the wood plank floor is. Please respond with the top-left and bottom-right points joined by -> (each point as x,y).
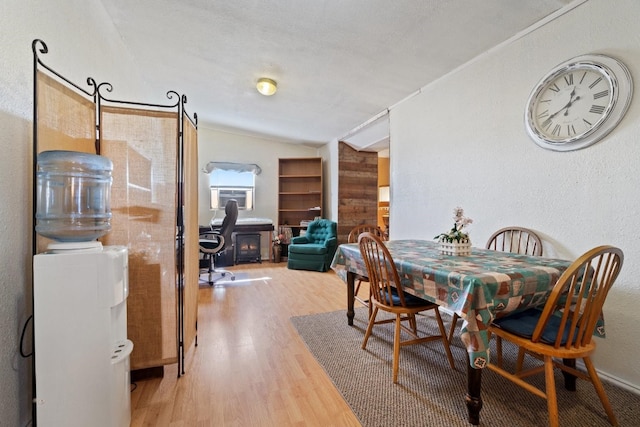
130,263 -> 363,426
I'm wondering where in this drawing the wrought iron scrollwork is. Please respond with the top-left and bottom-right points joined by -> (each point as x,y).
32,39 -> 48,57
33,39 -> 96,97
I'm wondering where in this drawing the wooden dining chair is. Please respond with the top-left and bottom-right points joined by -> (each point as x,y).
448,226 -> 543,342
358,232 -> 456,383
348,224 -> 386,319
486,226 -> 543,256
487,245 -> 623,427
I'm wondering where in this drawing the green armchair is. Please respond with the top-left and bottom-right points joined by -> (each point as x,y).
287,219 -> 338,272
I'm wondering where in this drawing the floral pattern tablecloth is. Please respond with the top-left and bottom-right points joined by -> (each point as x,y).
330,239 -> 574,369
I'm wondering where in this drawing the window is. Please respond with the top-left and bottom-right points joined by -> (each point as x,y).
204,162 -> 260,211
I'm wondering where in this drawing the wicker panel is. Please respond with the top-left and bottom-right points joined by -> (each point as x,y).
100,106 -> 179,369
36,72 -> 96,153
35,71 -> 97,253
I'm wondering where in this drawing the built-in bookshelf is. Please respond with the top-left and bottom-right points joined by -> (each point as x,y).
278,157 -> 323,235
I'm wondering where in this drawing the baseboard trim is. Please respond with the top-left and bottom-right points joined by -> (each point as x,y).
131,366 -> 164,382
593,365 -> 640,395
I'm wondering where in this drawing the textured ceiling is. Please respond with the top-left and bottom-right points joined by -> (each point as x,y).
100,0 -> 575,150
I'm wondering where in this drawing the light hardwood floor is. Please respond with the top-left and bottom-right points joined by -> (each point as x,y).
130,263 -> 363,426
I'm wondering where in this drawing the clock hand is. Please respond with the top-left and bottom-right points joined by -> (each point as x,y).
564,95 -> 580,116
549,87 -> 579,118
549,101 -> 571,119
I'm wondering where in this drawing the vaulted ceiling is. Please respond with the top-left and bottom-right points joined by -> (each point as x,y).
100,0 -> 574,150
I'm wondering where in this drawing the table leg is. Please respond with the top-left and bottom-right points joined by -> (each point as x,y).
466,362 -> 483,426
346,271 -> 355,326
562,358 -> 577,391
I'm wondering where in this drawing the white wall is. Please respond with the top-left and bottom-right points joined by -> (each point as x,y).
391,0 -> 640,390
0,1 -> 158,424
319,140 -> 339,222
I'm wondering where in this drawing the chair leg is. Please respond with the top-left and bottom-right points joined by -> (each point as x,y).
544,356 -> 560,427
393,313 -> 402,383
362,307 -> 378,349
363,282 -> 375,320
496,336 -> 503,368
203,252 -> 235,285
434,309 -> 456,370
448,313 -> 459,343
583,357 -> 618,426
516,348 -> 526,373
408,313 -> 417,333
207,254 -> 214,285
561,358 -> 577,391
355,280 -> 373,319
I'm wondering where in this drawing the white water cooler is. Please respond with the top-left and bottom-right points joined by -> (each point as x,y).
33,242 -> 133,427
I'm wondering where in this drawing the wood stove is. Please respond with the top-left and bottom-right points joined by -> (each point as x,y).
235,233 -> 261,263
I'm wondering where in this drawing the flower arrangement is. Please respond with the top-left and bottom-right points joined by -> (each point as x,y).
435,207 -> 473,243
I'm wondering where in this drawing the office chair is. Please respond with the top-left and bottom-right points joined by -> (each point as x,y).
199,199 -> 238,285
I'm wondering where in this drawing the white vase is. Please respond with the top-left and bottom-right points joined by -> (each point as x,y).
439,240 -> 472,256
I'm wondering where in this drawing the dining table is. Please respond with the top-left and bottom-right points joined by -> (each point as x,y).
330,239 -> 576,426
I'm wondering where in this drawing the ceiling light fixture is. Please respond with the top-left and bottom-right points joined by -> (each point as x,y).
256,77 -> 277,96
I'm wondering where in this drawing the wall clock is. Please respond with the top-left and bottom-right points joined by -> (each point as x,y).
525,54 -> 633,151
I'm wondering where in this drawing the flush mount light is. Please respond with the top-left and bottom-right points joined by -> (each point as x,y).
256,78 -> 277,96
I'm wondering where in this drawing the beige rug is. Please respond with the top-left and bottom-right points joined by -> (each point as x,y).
291,308 -> 640,427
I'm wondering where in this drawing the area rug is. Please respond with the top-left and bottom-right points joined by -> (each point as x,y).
291,308 -> 640,427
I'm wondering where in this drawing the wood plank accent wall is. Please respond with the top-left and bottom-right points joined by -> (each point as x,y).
337,142 -> 378,244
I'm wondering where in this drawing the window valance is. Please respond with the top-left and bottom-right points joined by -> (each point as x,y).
202,161 -> 262,175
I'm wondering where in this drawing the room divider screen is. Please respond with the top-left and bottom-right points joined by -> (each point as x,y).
32,39 -> 198,377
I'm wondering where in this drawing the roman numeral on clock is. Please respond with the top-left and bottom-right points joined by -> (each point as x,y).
590,105 -> 606,114
537,110 -> 549,119
593,90 -> 609,99
589,77 -> 603,89
579,71 -> 587,84
564,74 -> 574,85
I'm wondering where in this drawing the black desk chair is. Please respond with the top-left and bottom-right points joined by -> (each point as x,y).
199,199 -> 238,285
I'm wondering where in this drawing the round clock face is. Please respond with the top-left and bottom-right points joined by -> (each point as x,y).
525,54 -> 633,151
